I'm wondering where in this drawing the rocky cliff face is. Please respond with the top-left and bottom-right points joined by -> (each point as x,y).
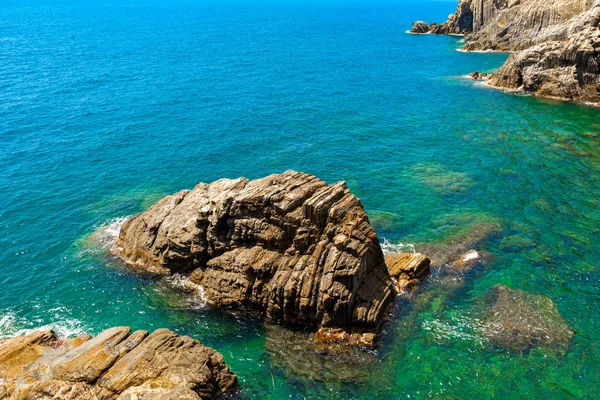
0,327 -> 237,400
113,171 -> 395,336
411,0 -> 600,104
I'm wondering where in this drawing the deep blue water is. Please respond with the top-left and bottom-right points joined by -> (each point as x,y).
2,1 -> 600,398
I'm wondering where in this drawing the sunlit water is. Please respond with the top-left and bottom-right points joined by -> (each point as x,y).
1,1 -> 599,398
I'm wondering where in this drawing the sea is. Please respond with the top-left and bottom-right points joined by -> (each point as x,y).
1,0 -> 599,398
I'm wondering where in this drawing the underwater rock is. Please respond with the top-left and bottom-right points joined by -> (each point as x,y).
113,171 -> 395,337
420,220 -> 500,268
480,285 -> 574,351
410,20 -> 430,33
0,327 -> 237,400
264,323 -> 378,383
409,163 -> 474,194
384,252 -> 431,291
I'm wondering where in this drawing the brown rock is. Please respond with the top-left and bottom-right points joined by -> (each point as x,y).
384,253 -> 430,291
314,328 -> 376,347
0,327 -> 237,400
113,171 -> 395,335
469,71 -> 480,80
410,20 -> 430,33
480,285 -> 574,351
415,0 -> 600,104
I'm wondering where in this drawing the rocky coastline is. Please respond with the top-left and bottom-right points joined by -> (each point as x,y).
410,0 -> 600,105
0,327 -> 237,400
0,171 -> 577,397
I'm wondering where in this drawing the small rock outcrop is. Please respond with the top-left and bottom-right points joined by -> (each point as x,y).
409,21 -> 430,34
384,253 -> 431,291
411,0 -> 600,104
480,285 -> 574,351
0,327 -> 237,400
113,171 -> 395,337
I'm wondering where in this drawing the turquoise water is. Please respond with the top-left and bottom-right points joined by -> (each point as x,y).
2,0 -> 600,398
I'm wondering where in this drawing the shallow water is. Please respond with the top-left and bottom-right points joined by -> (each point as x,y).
1,0 -> 600,398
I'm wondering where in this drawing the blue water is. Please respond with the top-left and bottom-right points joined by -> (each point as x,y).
2,1 -> 600,398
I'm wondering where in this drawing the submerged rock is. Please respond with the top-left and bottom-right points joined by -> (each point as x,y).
264,323 -> 378,383
384,252 -> 431,291
113,171 -> 395,337
420,220 -> 500,269
480,285 -> 574,351
0,327 -> 237,400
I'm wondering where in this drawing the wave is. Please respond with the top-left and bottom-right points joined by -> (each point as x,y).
79,216 -> 130,257
380,238 -> 416,255
161,274 -> 208,309
0,310 -> 86,340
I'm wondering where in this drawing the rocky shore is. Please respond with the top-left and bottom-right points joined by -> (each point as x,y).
411,0 -> 600,104
0,327 -> 237,400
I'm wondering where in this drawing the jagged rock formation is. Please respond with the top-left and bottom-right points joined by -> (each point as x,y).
113,171 -> 395,336
384,253 -> 430,291
411,0 -> 600,104
0,327 -> 237,400
479,285 -> 574,351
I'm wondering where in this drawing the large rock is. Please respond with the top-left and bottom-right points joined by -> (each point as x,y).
412,0 -> 600,104
113,171 -> 395,335
0,327 -> 237,400
488,6 -> 600,103
480,285 -> 574,351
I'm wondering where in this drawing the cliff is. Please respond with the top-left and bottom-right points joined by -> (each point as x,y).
411,0 -> 600,104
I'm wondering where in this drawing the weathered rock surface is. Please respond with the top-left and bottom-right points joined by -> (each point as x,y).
0,327 -> 237,400
113,171 -> 395,334
384,253 -> 431,291
409,20 -> 430,34
480,285 -> 574,351
412,0 -> 600,104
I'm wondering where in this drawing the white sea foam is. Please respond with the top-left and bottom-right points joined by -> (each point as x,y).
89,216 -> 130,251
380,238 -> 416,255
80,216 -> 130,258
162,274 -> 208,309
456,48 -> 512,53
0,310 -> 86,340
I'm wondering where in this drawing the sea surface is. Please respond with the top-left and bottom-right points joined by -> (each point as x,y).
1,0 -> 600,398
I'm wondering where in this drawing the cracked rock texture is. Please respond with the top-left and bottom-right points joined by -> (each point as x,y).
113,171 -> 395,332
0,327 -> 237,400
412,0 -> 600,104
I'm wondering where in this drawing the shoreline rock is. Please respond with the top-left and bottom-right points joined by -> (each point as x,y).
411,0 -> 600,105
0,327 -> 237,400
113,171 -> 396,341
384,252 -> 431,292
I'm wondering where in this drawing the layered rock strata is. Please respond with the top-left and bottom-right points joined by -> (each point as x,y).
411,0 -> 600,104
113,171 -> 395,336
0,327 -> 237,400
384,253 -> 431,291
